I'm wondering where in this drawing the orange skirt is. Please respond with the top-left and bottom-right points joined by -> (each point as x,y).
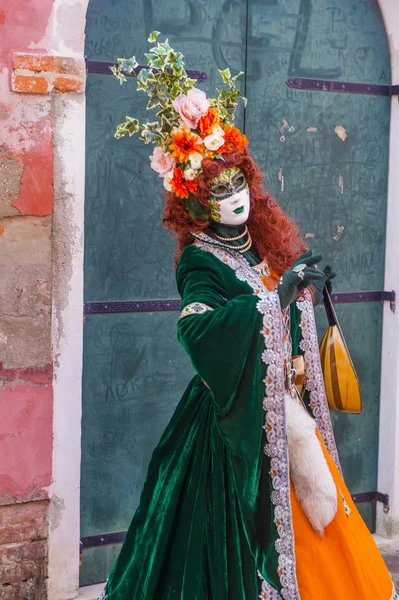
291,430 -> 395,600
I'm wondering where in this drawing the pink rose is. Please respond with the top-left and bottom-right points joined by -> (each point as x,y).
172,88 -> 210,129
150,147 -> 176,177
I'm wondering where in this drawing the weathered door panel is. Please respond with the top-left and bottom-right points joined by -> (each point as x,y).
244,0 -> 390,527
82,0 -> 390,585
82,0 -> 248,585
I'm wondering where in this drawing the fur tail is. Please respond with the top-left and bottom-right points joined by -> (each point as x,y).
284,394 -> 338,536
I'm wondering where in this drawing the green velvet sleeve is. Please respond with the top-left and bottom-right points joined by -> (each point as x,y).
176,246 -> 263,417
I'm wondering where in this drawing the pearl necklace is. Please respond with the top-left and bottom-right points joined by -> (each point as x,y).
212,230 -> 253,254
213,225 -> 248,242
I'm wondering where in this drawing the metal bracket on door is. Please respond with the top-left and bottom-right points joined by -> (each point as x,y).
286,78 -> 399,97
330,290 -> 396,313
351,491 -> 390,513
83,290 -> 396,317
85,58 -> 208,81
79,489 -> 390,556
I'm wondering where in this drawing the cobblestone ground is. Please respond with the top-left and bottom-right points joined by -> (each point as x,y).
380,544 -> 399,589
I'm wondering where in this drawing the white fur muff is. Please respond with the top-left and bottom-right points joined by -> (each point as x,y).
284,393 -> 338,536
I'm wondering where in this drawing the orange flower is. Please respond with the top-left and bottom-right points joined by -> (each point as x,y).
197,108 -> 221,136
218,124 -> 249,154
171,167 -> 198,199
168,129 -> 204,163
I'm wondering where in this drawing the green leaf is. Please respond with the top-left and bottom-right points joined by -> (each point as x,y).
115,123 -> 128,139
148,30 -> 161,43
171,66 -> 184,78
110,66 -> 127,85
219,68 -> 231,83
137,68 -> 153,85
166,50 -> 178,65
183,195 -> 209,221
217,88 -> 229,101
169,83 -> 181,97
125,117 -> 140,136
213,153 -> 225,161
118,56 -> 138,74
147,96 -> 161,110
231,71 -> 244,81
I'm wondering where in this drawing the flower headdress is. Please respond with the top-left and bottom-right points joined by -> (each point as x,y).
112,31 -> 248,220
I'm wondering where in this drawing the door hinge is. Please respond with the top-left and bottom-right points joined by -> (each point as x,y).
351,491 -> 390,513
286,78 -> 399,97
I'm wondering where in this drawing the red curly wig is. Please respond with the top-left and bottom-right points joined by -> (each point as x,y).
162,148 -> 306,273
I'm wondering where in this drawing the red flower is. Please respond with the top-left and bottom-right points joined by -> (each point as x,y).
197,108 -> 221,136
171,167 -> 198,199
218,124 -> 249,154
168,130 -> 205,163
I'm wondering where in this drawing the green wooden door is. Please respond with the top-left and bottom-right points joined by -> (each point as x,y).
81,0 -> 390,586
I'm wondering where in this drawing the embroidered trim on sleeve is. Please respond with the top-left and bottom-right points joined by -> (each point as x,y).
179,302 -> 214,319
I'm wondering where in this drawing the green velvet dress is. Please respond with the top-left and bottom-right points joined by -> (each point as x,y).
100,230 -> 340,600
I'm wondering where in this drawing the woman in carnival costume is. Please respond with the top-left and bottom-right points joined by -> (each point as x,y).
100,32 -> 396,600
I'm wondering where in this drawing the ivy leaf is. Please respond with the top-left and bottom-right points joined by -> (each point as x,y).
166,50 -> 178,66
125,117 -> 140,136
171,66 -> 184,78
148,30 -> 161,43
231,71 -> 244,82
115,123 -> 128,139
110,65 -> 127,85
137,68 -> 153,87
147,96 -> 161,110
219,68 -> 231,83
118,56 -> 138,74
217,88 -> 229,101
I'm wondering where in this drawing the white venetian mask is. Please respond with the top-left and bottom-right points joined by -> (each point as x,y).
208,168 -> 250,226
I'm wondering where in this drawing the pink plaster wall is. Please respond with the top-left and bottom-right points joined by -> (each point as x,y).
0,0 -> 54,69
0,383 -> 53,503
12,117 -> 54,216
0,1 -> 56,504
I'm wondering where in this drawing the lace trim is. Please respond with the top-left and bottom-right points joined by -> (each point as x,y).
193,232 -> 300,600
258,570 -> 282,599
296,291 -> 341,470
179,302 -> 214,319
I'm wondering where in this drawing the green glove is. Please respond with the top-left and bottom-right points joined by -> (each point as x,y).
311,265 -> 337,306
277,250 -> 324,310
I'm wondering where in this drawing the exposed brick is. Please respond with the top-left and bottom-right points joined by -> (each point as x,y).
0,364 -> 52,385
0,501 -> 48,598
12,76 -> 48,95
53,76 -> 84,93
13,55 -> 58,73
55,56 -> 84,77
0,540 -> 47,584
0,501 -> 48,531
0,579 -> 46,600
0,523 -> 41,546
13,54 -> 84,77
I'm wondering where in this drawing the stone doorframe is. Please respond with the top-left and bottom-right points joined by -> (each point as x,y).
46,1 -> 399,597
